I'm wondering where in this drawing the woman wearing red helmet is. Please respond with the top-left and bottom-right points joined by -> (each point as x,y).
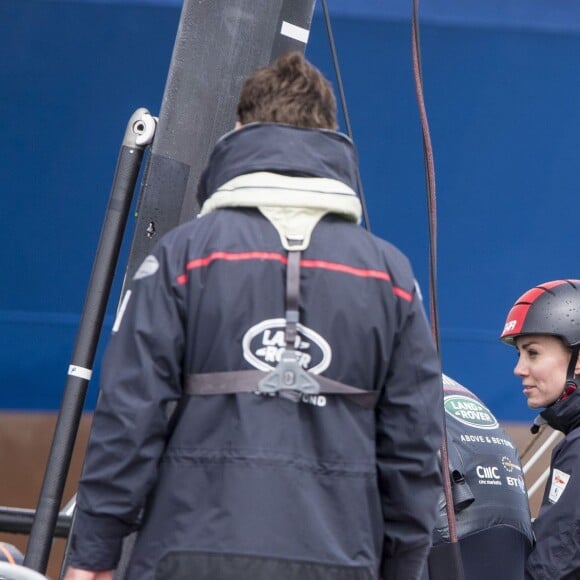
501,279 -> 580,579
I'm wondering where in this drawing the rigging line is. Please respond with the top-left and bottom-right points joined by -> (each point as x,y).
411,0 -> 439,353
519,424 -> 547,462
527,466 -> 550,500
522,429 -> 561,475
412,0 -> 463,559
320,0 -> 371,231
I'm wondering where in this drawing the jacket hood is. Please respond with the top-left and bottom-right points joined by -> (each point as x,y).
541,389 -> 580,434
196,123 -> 360,206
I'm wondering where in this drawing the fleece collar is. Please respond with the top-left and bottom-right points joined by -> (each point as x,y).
199,172 -> 361,250
197,124 -> 363,250
200,171 -> 361,221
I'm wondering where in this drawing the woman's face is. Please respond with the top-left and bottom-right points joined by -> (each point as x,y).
514,334 -> 573,408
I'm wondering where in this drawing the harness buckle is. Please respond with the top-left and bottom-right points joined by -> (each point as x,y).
257,349 -> 320,396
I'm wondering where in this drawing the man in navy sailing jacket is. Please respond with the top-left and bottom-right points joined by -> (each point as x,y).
65,51 -> 444,580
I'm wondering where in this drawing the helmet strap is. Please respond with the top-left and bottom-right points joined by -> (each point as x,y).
531,346 -> 580,433
561,345 -> 580,400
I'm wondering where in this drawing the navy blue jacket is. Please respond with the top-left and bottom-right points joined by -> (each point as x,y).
525,392 -> 580,579
425,376 -> 533,580
68,124 -> 444,580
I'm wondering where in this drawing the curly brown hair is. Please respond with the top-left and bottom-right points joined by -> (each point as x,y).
236,51 -> 338,130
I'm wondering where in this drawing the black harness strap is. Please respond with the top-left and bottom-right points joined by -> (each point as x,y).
566,345 -> 580,386
183,245 -> 380,409
284,250 -> 301,349
183,370 -> 380,409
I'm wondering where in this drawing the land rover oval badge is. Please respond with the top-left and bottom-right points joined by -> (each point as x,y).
242,318 -> 331,374
444,394 -> 499,430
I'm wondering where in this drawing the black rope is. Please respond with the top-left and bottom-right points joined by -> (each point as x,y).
411,0 -> 440,354
320,0 -> 371,231
411,2 -> 464,577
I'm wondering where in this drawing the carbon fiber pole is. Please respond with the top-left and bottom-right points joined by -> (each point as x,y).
23,109 -> 156,574
0,507 -> 71,538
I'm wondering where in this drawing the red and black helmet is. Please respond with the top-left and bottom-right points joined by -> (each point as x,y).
500,280 -> 580,347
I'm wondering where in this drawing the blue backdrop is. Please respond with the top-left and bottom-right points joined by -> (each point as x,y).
2,0 -> 579,422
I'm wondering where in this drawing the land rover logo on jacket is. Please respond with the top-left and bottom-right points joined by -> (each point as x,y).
444,395 -> 499,430
242,318 -> 331,373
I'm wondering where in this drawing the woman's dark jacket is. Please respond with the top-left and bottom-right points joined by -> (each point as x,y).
526,392 -> 580,579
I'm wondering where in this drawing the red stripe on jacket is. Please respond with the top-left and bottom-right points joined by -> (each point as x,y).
176,251 -> 412,302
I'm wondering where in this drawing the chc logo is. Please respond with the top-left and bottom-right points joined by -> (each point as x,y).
476,465 -> 502,486
476,465 -> 500,480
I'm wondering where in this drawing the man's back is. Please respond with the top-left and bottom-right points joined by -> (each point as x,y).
65,53 -> 443,580
122,193 -> 441,577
